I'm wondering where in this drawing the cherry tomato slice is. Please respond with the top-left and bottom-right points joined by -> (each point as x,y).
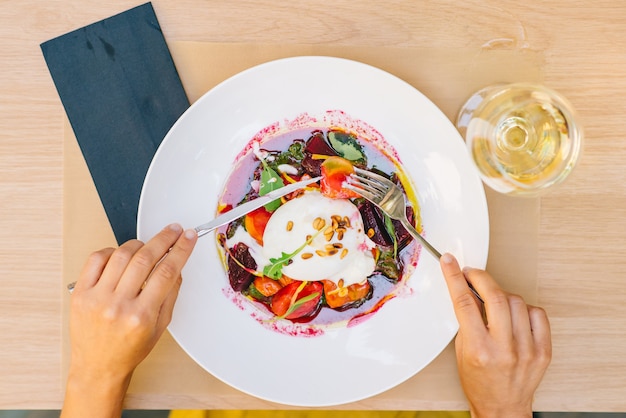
271,281 -> 323,320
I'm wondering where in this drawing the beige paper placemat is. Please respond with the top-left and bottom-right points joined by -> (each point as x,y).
63,42 -> 542,409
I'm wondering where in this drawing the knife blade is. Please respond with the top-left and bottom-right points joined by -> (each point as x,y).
194,176 -> 322,238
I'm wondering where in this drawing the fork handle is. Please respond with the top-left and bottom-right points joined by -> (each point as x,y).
399,219 -> 484,303
399,218 -> 442,259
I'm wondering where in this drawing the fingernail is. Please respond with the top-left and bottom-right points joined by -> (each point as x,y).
184,228 -> 197,239
441,253 -> 455,264
167,223 -> 183,233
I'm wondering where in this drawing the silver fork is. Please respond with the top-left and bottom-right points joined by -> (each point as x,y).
345,167 -> 441,258
345,167 -> 484,303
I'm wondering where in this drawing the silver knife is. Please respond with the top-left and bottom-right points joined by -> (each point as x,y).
194,176 -> 322,238
66,176 -> 322,294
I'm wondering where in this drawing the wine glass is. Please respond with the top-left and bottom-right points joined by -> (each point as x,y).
456,83 -> 583,196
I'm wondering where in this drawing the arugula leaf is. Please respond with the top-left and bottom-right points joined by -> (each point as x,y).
262,229 -> 322,279
287,141 -> 305,160
383,213 -> 398,258
270,141 -> 305,169
375,249 -> 401,282
263,251 -> 292,279
328,130 -> 367,164
259,161 -> 285,211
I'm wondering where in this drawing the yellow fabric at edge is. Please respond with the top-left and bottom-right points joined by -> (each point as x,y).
169,411 -> 470,418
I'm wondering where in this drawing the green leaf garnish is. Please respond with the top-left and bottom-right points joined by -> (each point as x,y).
262,229 -> 322,279
259,160 -> 285,212
287,141 -> 305,160
375,249 -> 401,282
383,213 -> 398,258
263,251 -> 292,279
328,130 -> 366,163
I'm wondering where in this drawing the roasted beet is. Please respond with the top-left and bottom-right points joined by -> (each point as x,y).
393,205 -> 416,251
227,243 -> 257,292
356,199 -> 393,247
357,199 -> 416,251
301,131 -> 339,177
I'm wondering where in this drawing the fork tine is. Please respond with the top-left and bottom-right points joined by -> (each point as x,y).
353,167 -> 393,185
343,183 -> 379,202
347,175 -> 387,195
350,167 -> 392,191
344,176 -> 383,199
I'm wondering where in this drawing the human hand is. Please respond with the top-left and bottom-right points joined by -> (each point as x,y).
440,253 -> 552,418
62,224 -> 197,418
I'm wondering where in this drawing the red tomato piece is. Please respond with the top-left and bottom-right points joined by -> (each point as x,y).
270,281 -> 323,320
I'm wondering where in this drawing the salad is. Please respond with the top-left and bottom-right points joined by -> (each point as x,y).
216,127 -> 422,328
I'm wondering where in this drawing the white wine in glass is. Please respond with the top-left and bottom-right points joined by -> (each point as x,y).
456,83 -> 583,196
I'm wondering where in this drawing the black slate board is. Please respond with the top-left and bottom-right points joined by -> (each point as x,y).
41,2 -> 189,244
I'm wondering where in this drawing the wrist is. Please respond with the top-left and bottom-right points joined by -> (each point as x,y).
62,363 -> 133,418
66,362 -> 132,392
470,403 -> 533,418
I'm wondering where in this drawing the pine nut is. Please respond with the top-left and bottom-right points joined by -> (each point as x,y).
313,217 -> 326,231
324,226 -> 334,241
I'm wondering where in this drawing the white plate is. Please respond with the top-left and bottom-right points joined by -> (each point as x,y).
137,56 -> 489,406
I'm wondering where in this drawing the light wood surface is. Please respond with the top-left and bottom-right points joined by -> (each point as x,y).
1,0 -> 626,412
62,41 -> 543,411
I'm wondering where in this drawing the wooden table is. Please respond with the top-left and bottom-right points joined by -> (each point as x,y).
2,0 -> 625,412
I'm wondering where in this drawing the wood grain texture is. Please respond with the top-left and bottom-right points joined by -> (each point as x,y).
1,0 -> 626,411
59,41 -> 543,411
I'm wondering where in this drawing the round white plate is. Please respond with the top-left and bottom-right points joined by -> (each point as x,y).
137,56 -> 489,406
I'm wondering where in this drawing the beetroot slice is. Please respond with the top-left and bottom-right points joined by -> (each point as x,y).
357,199 -> 392,246
301,131 -> 339,177
357,199 -> 416,251
393,205 -> 416,251
227,243 -> 257,292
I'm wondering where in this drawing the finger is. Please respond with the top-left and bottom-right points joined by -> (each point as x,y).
463,267 -> 513,340
508,294 -> 534,351
75,247 -> 115,292
96,240 -> 144,291
116,224 -> 184,297
140,228 -> 197,307
155,274 -> 183,335
440,253 -> 487,335
528,305 -> 552,363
